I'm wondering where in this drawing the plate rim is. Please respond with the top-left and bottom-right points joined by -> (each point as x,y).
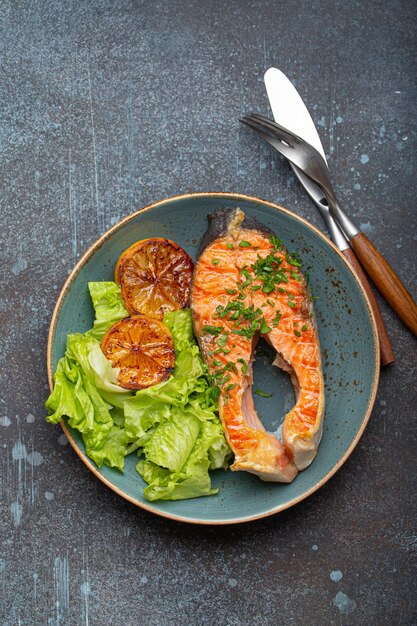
46,191 -> 380,525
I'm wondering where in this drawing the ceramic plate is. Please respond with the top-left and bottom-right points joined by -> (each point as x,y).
47,192 -> 379,524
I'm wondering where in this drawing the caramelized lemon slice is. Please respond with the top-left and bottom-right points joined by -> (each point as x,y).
101,315 -> 175,390
116,238 -> 194,320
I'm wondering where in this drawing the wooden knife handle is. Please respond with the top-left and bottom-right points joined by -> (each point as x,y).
342,247 -> 394,366
350,232 -> 417,336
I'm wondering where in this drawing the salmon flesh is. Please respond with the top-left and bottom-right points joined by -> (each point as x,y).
190,208 -> 325,482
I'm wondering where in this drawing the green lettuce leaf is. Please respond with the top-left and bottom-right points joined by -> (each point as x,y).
66,333 -> 132,405
124,396 -> 171,440
45,357 -> 87,427
163,308 -> 195,350
143,407 -> 201,473
137,418 -> 230,501
84,425 -> 131,471
86,282 -> 129,340
137,457 -> 214,501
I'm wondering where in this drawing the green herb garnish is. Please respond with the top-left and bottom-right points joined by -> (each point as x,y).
260,318 -> 272,334
286,253 -> 302,268
203,325 -> 223,336
273,311 -> 282,326
217,333 -> 229,347
270,235 -> 283,251
254,389 -> 273,398
237,358 -> 247,374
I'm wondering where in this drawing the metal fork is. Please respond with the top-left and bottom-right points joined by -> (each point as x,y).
240,112 -> 417,337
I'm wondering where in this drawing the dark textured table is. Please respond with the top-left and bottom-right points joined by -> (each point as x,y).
1,1 -> 416,624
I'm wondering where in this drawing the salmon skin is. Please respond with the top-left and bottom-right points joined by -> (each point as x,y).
191,208 -> 325,482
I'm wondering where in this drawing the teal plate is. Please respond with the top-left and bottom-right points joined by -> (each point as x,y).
47,192 -> 379,524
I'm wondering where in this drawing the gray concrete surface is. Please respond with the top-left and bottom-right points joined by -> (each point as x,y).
1,1 -> 416,624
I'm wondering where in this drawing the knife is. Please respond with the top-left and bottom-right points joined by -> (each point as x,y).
264,67 -> 394,366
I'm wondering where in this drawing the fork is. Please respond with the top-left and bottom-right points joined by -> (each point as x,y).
241,112 -> 417,337
241,115 -> 394,365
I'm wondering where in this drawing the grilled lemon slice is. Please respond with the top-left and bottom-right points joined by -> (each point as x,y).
116,238 -> 194,320
101,315 -> 175,390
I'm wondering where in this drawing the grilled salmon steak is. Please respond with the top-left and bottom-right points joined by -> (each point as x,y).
191,208 -> 325,482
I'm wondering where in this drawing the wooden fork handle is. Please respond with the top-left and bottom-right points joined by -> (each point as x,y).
350,232 -> 417,336
342,247 -> 394,366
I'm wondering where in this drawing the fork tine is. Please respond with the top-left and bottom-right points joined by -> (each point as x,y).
241,113 -> 318,185
240,117 -> 299,171
245,112 -> 299,146
240,116 -> 296,156
240,115 -> 291,144
240,117 -> 281,147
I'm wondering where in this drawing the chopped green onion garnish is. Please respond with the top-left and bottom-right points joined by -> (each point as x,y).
203,325 -> 223,336
254,389 -> 273,398
217,333 -> 229,347
237,358 -> 247,374
286,253 -> 302,268
273,311 -> 282,326
270,236 -> 283,251
212,259 -> 220,265
239,240 -> 251,248
219,373 -> 231,385
260,318 -> 272,334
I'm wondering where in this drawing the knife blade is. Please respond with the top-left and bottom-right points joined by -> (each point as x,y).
263,67 -> 394,365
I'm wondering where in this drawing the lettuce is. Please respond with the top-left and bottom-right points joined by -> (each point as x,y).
45,284 -> 231,500
144,408 -> 201,473
86,281 -> 129,340
85,425 -> 131,471
137,415 -> 230,501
